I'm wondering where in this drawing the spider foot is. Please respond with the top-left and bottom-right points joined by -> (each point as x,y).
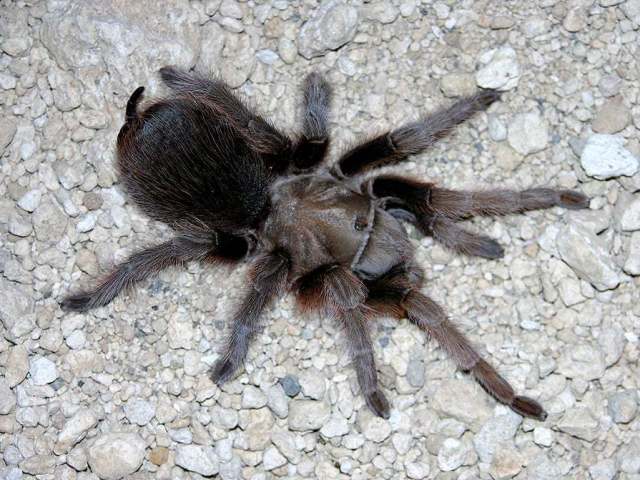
511,395 -> 547,421
476,89 -> 502,108
470,237 -> 505,260
210,358 -> 238,385
60,293 -> 94,312
365,389 -> 391,419
557,190 -> 590,210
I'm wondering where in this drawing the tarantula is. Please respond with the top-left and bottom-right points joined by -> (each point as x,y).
62,66 -> 589,420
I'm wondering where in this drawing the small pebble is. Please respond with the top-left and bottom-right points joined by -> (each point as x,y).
279,375 -> 301,397
29,356 -> 58,386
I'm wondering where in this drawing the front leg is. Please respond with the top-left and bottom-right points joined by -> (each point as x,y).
370,175 -> 589,259
372,175 -> 589,219
297,265 -> 390,418
61,233 -> 248,312
335,90 -> 500,177
211,250 -> 290,384
371,176 -> 504,259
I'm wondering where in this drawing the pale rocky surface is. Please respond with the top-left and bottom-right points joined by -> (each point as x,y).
86,433 -> 146,479
507,111 -> 549,156
556,223 -> 621,291
174,444 -> 220,476
475,45 -> 520,91
580,134 -> 639,179
1,1 -> 639,479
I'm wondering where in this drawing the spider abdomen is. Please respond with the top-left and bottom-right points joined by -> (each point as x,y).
116,94 -> 272,236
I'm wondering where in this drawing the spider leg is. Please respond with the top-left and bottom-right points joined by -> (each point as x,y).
371,176 -> 504,259
369,265 -> 547,421
428,215 -> 504,259
211,251 -> 289,384
297,265 -> 390,418
430,187 -> 590,219
335,90 -> 500,177
292,72 -> 332,170
158,66 -> 293,173
401,290 -> 547,420
369,175 -> 589,258
373,175 -> 590,219
343,307 -> 390,418
117,86 -> 145,143
158,66 -> 262,127
364,262 -> 423,317
125,86 -> 145,122
61,233 -> 248,312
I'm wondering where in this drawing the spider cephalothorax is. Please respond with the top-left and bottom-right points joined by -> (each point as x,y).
62,67 -> 590,420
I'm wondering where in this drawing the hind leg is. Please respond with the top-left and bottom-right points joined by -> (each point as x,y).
292,72 -> 332,170
335,90 -> 501,177
61,234 -> 247,312
211,251 -> 290,384
159,66 -> 293,172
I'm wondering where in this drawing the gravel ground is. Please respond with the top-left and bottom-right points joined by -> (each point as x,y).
1,0 -> 639,479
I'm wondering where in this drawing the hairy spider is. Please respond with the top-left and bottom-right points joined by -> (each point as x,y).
62,67 -> 589,420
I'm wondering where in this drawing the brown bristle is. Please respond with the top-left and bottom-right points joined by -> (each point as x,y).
511,396 -> 548,421
365,299 -> 405,319
366,390 -> 391,419
296,287 -> 324,313
559,190 -> 590,209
